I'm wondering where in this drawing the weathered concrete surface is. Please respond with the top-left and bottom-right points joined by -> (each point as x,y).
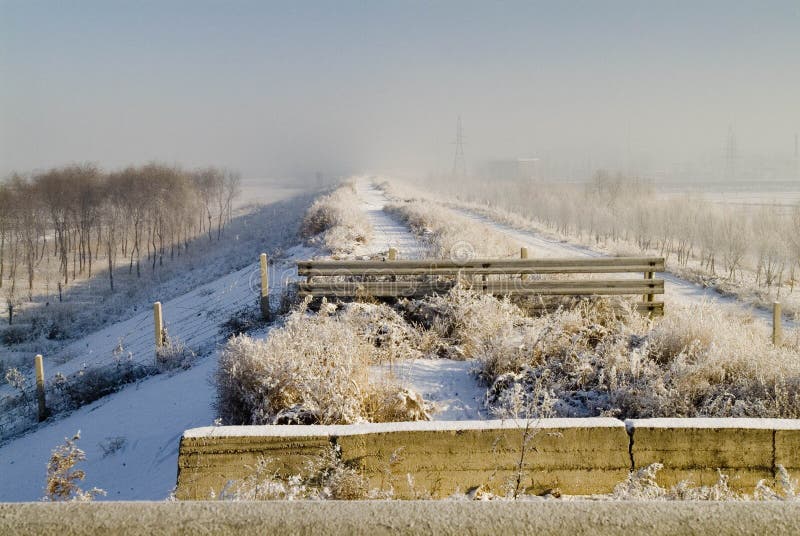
774,420 -> 800,477
177,418 -> 800,499
627,418 -> 784,490
176,433 -> 331,500
339,420 -> 629,497
176,419 -> 629,499
2,501 -> 799,536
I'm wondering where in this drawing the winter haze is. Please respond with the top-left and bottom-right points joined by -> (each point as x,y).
2,0 -> 799,180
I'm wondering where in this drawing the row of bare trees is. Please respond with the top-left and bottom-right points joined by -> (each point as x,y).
450,170 -> 800,290
0,163 -> 241,305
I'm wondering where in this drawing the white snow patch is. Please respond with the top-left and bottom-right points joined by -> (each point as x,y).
371,359 -> 487,421
0,353 -> 218,501
185,417 -> 626,439
626,418 -> 800,430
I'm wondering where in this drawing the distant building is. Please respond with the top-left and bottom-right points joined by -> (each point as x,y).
483,158 -> 542,181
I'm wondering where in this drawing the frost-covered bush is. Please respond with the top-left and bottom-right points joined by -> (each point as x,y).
1,325 -> 29,345
155,333 -> 196,372
29,304 -> 77,341
385,199 -> 518,259
219,445 -> 386,501
301,182 -> 373,255
613,463 -> 799,501
215,298 -> 427,425
44,432 -> 105,502
479,296 -> 800,419
404,286 -> 529,364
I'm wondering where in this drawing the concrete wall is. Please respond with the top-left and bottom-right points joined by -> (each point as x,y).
628,418 -> 800,490
3,501 -> 800,536
175,418 -> 800,500
176,419 -> 629,499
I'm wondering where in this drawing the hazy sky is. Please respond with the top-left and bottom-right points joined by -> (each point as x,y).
1,1 -> 799,179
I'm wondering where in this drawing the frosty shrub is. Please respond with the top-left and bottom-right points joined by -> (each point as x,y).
301,181 -> 373,254
613,463 -> 800,501
219,445 -> 370,501
479,295 -> 800,419
4,367 -> 26,393
401,285 -> 530,365
44,431 -> 105,502
155,333 -> 196,372
29,304 -> 77,341
215,298 -> 427,425
1,325 -> 28,345
385,199 -> 518,259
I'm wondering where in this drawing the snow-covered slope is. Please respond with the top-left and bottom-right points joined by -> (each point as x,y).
0,243 -> 310,501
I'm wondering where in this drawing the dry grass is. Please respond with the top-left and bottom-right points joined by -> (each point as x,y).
220,282 -> 800,422
215,298 -> 429,425
44,432 -> 105,502
612,463 -> 799,501
385,199 -> 519,259
218,445 -> 373,501
301,181 -> 373,255
477,294 -> 800,419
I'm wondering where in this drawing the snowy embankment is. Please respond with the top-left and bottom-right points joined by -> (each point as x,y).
0,189 -> 315,501
351,178 -> 486,422
0,243 -> 313,501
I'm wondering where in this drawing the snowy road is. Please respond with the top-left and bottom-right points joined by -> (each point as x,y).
450,206 -> 788,328
354,178 -> 486,421
352,178 -> 428,260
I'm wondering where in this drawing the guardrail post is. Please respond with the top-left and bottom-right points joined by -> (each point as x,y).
644,271 -> 655,303
260,253 -> 271,321
154,301 -> 164,350
520,247 -> 529,281
35,354 -> 47,422
773,301 -> 783,346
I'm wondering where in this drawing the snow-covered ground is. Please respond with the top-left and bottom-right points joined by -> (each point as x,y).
372,360 -> 486,420
351,178 -> 486,422
0,177 -> 490,501
0,243 -> 310,501
449,206 -> 790,328
351,178 -> 428,260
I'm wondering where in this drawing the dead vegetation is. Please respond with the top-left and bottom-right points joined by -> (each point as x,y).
301,181 -> 373,255
43,432 -> 105,502
215,297 -> 429,425
385,199 -> 518,259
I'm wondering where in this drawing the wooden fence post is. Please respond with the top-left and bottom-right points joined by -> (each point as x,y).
773,301 -> 783,346
259,253 -> 271,321
35,354 -> 47,422
153,301 -> 164,350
